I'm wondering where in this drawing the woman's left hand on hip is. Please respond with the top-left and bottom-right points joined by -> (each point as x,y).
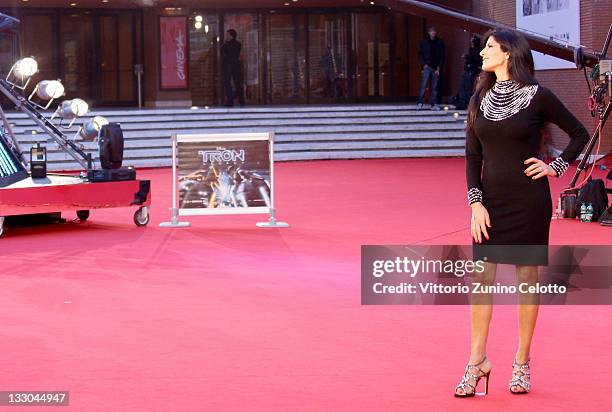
523,157 -> 556,179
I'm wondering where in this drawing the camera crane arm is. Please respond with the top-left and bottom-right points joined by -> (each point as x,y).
387,0 -> 607,68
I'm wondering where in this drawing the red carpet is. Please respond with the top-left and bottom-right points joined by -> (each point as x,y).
1,158 -> 611,411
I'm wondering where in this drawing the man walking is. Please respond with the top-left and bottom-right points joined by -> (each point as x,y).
221,29 -> 245,107
417,26 -> 445,110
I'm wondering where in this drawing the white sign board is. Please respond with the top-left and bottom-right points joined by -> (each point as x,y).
176,133 -> 273,216
516,0 -> 580,70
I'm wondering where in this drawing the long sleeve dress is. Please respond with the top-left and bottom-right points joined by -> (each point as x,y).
465,80 -> 590,265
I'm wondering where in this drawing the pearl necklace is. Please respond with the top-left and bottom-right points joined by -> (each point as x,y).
480,80 -> 538,121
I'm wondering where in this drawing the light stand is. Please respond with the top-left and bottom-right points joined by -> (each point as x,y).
560,25 -> 612,218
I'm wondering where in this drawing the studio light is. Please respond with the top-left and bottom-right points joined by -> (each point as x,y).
76,116 -> 109,142
6,57 -> 39,90
13,57 -> 38,77
35,80 -> 64,100
92,116 -> 109,128
60,99 -> 89,118
28,80 -> 65,109
51,98 -> 90,128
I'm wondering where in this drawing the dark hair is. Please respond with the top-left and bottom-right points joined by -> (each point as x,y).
227,29 -> 237,39
466,28 -> 537,135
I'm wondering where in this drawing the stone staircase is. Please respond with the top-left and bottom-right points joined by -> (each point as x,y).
4,104 -> 467,170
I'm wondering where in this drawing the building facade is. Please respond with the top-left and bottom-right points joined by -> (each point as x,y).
0,0 -> 610,152
0,3 -> 432,108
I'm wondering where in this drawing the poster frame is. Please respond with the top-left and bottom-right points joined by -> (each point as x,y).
171,132 -> 274,217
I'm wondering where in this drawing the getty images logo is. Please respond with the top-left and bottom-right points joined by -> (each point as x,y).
199,149 -> 246,163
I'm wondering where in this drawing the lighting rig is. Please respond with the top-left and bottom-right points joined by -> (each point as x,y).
0,12 -> 150,238
0,56 -> 99,171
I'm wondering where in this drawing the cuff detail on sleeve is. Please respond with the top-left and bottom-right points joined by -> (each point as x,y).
548,157 -> 569,177
468,188 -> 483,205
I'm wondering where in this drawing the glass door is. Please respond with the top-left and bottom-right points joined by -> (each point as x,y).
267,13 -> 306,104
307,12 -> 348,103
392,12 -> 411,99
97,13 -> 139,105
18,11 -> 140,107
351,12 -> 391,99
223,13 -> 263,105
98,15 -> 118,103
19,15 -> 55,88
190,13 -> 220,106
59,13 -> 94,102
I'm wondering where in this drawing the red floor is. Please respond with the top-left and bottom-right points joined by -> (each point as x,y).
1,158 -> 611,411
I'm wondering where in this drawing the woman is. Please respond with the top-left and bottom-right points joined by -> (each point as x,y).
455,28 -> 589,397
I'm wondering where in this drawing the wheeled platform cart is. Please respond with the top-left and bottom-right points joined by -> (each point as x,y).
0,174 -> 151,238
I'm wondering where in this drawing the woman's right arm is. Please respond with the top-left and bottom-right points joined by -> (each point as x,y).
466,128 -> 491,243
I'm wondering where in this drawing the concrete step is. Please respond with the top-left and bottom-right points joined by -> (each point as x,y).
276,148 -> 465,161
15,130 -> 467,148
4,103 -> 468,170
43,148 -> 467,169
14,124 -> 467,140
273,130 -> 466,142
275,139 -> 465,151
6,111 -> 464,126
3,103 -> 465,118
9,116 -> 465,134
34,137 -> 465,158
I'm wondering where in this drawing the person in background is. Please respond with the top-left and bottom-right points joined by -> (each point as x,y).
417,26 -> 445,111
320,46 -> 345,98
452,35 -> 482,110
221,29 -> 245,107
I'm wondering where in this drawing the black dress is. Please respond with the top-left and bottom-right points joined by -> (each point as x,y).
465,80 -> 589,265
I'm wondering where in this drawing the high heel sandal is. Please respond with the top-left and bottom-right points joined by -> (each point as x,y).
509,358 -> 531,394
454,356 -> 491,397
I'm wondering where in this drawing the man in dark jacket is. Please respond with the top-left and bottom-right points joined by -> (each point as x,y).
221,29 -> 245,107
417,26 -> 445,110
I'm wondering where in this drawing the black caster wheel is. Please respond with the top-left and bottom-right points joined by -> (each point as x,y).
134,207 -> 149,227
0,216 -> 4,238
77,210 -> 90,221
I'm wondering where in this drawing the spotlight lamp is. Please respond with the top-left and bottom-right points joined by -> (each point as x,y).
76,116 -> 109,142
51,98 -> 90,128
6,57 -> 39,90
28,80 -> 65,110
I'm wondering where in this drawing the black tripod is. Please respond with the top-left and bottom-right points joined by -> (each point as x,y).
560,25 -> 612,219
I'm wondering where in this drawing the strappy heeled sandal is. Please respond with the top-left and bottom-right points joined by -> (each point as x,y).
509,358 -> 531,394
454,356 -> 491,397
